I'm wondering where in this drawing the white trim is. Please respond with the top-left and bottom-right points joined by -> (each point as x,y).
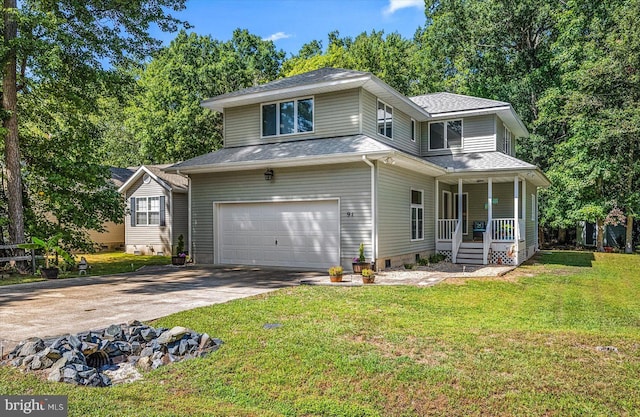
260,96 -> 315,138
118,166 -> 172,193
410,118 -> 417,142
428,119 -> 463,151
410,188 -> 424,241
134,196 -> 161,226
202,75 -> 371,111
362,156 -> 377,264
376,99 -> 393,139
188,175 -> 193,262
169,190 -> 173,254
503,124 -> 512,156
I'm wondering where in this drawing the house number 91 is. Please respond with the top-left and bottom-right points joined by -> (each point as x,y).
347,212 -> 355,217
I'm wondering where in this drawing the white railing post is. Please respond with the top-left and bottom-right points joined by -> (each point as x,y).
514,176 -> 520,264
484,178 -> 492,265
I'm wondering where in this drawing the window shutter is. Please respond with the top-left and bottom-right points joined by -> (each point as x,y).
160,196 -> 166,226
130,197 -> 136,227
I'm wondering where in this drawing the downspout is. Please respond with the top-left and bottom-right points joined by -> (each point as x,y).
178,170 -> 193,264
362,156 -> 376,269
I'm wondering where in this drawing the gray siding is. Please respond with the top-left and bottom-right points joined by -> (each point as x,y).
361,89 -> 421,155
422,115 -> 497,156
125,177 -> 171,255
464,115 -> 496,153
377,164 -> 435,257
172,192 -> 189,253
496,118 -> 505,153
223,89 -> 360,147
190,163 -> 372,267
525,180 -> 537,248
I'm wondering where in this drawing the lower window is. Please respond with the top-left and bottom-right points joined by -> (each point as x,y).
136,196 -> 160,226
411,190 -> 424,240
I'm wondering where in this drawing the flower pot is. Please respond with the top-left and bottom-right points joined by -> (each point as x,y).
362,276 -> 375,284
41,267 -> 59,279
352,262 -> 368,274
172,256 -> 186,265
329,275 -> 343,283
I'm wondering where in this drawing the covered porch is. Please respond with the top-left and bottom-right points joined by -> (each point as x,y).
435,174 -> 535,265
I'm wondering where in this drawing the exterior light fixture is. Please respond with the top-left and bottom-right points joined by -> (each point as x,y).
264,169 -> 274,181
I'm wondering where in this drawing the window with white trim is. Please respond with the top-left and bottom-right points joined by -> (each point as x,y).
136,196 -> 161,226
411,189 -> 424,240
262,97 -> 313,137
503,125 -> 512,155
411,119 -> 417,142
429,120 -> 462,150
377,99 -> 393,138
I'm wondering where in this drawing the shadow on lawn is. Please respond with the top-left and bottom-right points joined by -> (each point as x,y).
537,251 -> 596,267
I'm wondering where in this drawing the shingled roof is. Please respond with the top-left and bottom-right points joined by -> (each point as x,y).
410,92 -> 510,114
202,68 -> 369,104
424,152 -> 538,171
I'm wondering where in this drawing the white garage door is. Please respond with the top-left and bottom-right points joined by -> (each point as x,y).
218,200 -> 340,268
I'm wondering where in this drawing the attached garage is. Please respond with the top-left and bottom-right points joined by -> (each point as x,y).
216,200 -> 340,269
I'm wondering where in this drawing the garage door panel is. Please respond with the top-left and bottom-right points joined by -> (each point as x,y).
219,201 -> 339,268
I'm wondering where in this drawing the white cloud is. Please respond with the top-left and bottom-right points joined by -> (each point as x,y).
383,0 -> 424,16
263,32 -> 292,42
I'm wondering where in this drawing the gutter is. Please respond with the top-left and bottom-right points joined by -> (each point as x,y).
362,156 -> 377,269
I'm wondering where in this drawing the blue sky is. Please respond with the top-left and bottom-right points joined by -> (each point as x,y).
156,0 -> 426,56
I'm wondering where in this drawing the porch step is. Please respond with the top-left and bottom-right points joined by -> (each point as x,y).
455,245 -> 485,265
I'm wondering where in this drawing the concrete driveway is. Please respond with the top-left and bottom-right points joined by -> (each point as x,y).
0,265 -> 321,354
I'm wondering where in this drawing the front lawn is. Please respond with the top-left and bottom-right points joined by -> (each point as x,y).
1,251 -> 639,416
0,252 -> 170,286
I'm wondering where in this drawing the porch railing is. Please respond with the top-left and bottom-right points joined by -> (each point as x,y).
491,218 -> 517,241
437,219 -> 456,241
452,220 -> 462,263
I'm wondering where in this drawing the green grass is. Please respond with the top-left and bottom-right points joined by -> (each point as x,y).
0,252 -> 170,286
1,251 -> 639,416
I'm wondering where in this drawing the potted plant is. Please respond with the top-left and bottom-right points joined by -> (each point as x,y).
172,234 -> 187,265
361,268 -> 375,284
328,265 -> 344,282
18,234 -> 74,279
352,243 -> 369,274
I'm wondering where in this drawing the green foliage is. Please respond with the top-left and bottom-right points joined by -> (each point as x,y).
358,242 -> 365,262
18,234 -> 73,269
121,29 -> 285,164
283,30 -> 418,95
1,1 -> 188,248
176,234 -> 185,255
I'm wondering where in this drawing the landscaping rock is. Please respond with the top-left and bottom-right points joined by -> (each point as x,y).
2,321 -> 222,387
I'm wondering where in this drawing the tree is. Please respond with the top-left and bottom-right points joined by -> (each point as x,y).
123,29 -> 285,164
1,1 -> 187,247
540,0 -> 640,252
283,30 -> 418,96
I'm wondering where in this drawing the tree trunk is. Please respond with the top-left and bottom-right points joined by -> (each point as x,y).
596,218 -> 605,252
2,0 -> 25,246
625,215 -> 634,254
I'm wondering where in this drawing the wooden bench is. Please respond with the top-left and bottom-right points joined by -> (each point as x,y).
0,244 -> 37,272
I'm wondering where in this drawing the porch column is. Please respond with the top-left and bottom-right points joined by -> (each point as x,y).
487,177 -> 493,227
435,179 -> 439,240
522,180 -> 527,242
458,178 -> 463,230
513,176 -> 519,240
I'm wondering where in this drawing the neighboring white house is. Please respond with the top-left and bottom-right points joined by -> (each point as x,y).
118,165 -> 189,256
166,68 -> 550,270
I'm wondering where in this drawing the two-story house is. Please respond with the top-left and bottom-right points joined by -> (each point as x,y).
165,68 -> 549,270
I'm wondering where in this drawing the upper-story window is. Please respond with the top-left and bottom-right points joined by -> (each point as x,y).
377,100 -> 393,138
411,119 -> 417,142
262,97 -> 313,137
429,120 -> 462,150
503,125 -> 512,155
